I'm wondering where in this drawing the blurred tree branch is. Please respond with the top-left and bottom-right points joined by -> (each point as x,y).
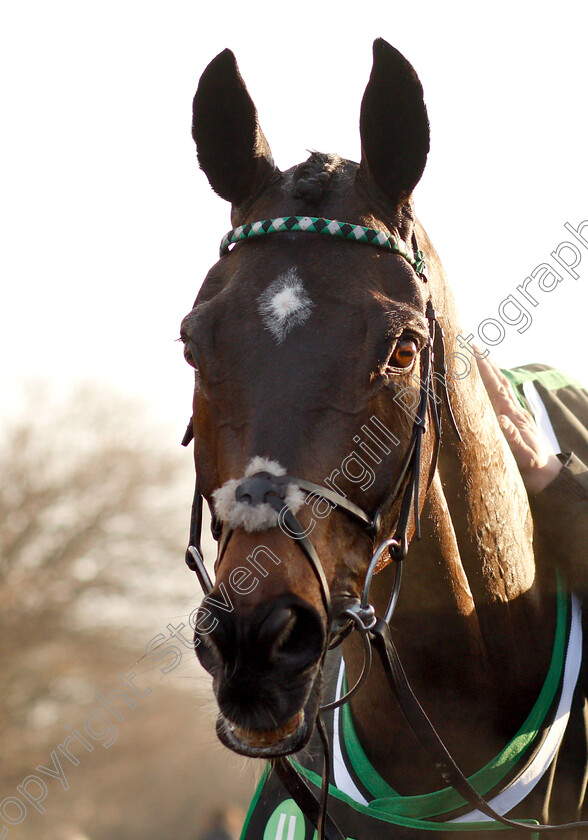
0,383 -> 196,762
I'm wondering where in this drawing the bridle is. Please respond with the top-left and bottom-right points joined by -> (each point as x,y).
183,215 -> 450,650
182,216 -> 588,838
185,215 -> 452,574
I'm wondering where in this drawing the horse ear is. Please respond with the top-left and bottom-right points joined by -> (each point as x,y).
192,49 -> 276,206
359,39 -> 430,205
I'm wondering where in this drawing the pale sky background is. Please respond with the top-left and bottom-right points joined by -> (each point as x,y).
2,1 -> 587,438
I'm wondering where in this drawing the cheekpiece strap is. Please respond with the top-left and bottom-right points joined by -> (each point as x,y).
219,216 -> 427,279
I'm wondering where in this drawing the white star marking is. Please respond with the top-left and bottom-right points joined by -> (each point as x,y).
257,268 -> 314,343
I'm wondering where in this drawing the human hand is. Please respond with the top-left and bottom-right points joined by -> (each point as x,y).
475,353 -> 562,494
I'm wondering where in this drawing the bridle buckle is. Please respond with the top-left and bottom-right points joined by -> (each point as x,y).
344,600 -> 377,632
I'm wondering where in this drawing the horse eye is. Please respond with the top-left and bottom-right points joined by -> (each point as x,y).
389,338 -> 418,369
183,342 -> 198,369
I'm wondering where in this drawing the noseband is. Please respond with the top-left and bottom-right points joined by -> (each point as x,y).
182,218 -> 587,838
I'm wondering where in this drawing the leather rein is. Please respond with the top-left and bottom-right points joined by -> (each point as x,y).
182,218 -> 588,838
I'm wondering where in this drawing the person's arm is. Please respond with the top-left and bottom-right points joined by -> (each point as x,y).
474,354 -> 563,494
476,354 -> 588,588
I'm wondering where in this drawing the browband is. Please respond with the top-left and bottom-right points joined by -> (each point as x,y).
219,215 -> 427,280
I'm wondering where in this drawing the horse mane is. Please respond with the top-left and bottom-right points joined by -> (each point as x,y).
292,152 -> 342,206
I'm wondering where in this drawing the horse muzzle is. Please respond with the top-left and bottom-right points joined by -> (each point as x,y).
195,592 -> 326,757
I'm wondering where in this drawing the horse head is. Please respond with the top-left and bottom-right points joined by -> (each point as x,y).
181,41 -> 544,773
180,39 -> 445,759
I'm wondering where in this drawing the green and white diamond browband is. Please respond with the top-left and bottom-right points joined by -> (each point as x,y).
219,216 -> 427,279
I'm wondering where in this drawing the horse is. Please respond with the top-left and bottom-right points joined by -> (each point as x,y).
180,40 -> 587,839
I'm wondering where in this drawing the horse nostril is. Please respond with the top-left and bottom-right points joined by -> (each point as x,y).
195,635 -> 218,675
196,596 -> 325,682
194,603 -> 231,674
261,601 -> 325,668
258,606 -> 295,652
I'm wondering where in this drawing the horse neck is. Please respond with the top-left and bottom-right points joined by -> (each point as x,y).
341,248 -> 555,793
427,257 -> 544,611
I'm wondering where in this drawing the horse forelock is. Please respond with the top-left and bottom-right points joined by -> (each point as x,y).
291,152 -> 344,207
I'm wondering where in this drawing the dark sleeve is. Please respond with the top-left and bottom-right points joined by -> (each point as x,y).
529,452 -> 588,592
